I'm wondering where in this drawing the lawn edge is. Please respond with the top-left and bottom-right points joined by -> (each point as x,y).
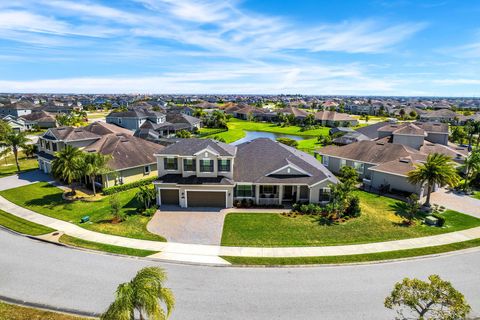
0,296 -> 98,319
220,238 -> 480,267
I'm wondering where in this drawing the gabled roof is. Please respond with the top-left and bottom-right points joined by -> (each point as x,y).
106,108 -> 165,119
156,138 -> 236,157
84,133 -> 162,170
355,121 -> 392,139
318,140 -> 422,164
368,154 -> 427,177
391,123 -> 426,136
47,122 -> 132,142
19,110 -> 56,122
314,110 -> 357,122
234,138 -> 338,186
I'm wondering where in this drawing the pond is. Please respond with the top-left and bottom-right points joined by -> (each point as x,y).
230,131 -> 306,145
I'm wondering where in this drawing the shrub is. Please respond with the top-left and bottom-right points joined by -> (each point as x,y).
276,137 -> 298,147
103,176 -> 157,195
345,196 -> 361,218
142,206 -> 158,217
432,213 -> 446,227
293,203 -> 322,215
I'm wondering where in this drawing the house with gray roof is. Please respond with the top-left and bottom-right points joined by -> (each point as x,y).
316,121 -> 468,197
154,138 -> 338,208
37,122 -> 162,189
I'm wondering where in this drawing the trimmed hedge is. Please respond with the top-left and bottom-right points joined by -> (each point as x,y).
103,176 -> 157,195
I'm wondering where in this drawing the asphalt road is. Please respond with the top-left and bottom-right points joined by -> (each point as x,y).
0,229 -> 479,320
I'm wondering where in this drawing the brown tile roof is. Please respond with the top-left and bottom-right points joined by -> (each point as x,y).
369,155 -> 427,177
314,110 -> 356,122
318,140 -> 421,164
20,110 -> 56,122
391,123 -> 426,136
84,134 -> 162,170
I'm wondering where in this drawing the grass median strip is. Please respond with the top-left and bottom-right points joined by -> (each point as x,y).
0,209 -> 55,236
59,234 -> 158,257
0,301 -> 91,320
222,238 -> 480,265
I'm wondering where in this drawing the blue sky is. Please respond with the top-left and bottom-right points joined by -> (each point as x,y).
0,0 -> 480,96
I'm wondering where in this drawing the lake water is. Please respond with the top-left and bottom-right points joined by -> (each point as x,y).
230,131 -> 306,145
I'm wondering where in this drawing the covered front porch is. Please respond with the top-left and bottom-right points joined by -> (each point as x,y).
234,184 -> 310,206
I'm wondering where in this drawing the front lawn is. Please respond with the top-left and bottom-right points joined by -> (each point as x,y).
199,118 -> 330,143
0,152 -> 38,178
221,191 -> 480,247
0,209 -> 55,236
0,182 -> 165,241
472,191 -> 480,200
0,301 -> 90,320
59,234 -> 158,257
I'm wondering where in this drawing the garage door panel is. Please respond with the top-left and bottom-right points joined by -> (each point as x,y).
160,189 -> 179,205
187,191 -> 226,207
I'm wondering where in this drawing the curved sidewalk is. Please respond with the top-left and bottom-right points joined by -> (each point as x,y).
1,195 -> 480,265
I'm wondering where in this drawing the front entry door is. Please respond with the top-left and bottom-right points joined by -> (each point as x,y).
283,186 -> 294,201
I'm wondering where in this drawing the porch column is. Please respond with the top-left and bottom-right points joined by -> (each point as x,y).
278,186 -> 283,205
255,184 -> 259,204
296,185 -> 300,202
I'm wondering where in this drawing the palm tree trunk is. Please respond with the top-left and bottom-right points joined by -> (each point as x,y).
13,146 -> 20,172
91,175 -> 97,196
424,184 -> 432,207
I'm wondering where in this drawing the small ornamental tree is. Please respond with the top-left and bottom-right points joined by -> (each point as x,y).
109,193 -> 124,223
385,275 -> 471,320
405,194 -> 420,225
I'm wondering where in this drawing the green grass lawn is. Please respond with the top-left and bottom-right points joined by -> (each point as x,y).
0,302 -> 91,320
0,209 -> 55,236
0,182 -> 165,242
199,118 -> 330,143
222,238 -> 480,265
221,191 -> 480,247
86,111 -> 109,120
59,234 -> 158,257
472,191 -> 480,200
0,152 -> 38,178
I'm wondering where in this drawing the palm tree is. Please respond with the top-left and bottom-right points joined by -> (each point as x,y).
408,153 -> 460,207
461,148 -> 480,191
51,145 -> 84,195
83,152 -> 111,196
101,267 -> 175,320
1,131 -> 29,172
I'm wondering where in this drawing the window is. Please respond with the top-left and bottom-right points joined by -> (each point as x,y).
236,185 -> 253,197
353,162 -> 364,174
183,158 -> 196,171
164,157 -> 178,170
260,185 -> 276,195
52,143 -> 57,152
319,188 -> 331,202
118,118 -> 122,124
200,159 -> 214,172
218,159 -> 231,172
144,165 -> 151,175
322,156 -> 329,166
340,159 -> 346,168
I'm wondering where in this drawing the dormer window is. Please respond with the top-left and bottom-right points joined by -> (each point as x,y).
164,157 -> 178,170
200,159 -> 214,172
183,158 -> 196,171
218,159 -> 231,172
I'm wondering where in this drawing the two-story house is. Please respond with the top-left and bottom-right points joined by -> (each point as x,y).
154,138 -> 338,208
106,108 -> 167,131
37,122 -> 162,189
316,122 -> 469,197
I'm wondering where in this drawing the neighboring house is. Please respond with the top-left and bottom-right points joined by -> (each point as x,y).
154,138 -> 338,208
0,100 -> 39,117
316,122 -> 468,196
106,109 -> 167,131
41,102 -> 79,114
278,107 -> 358,127
37,122 -> 162,188
224,103 -> 276,121
19,110 -> 57,129
136,113 -> 202,138
2,115 -> 28,131
456,112 -> 480,125
419,109 -> 458,122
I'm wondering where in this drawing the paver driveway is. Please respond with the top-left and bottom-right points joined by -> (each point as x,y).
0,170 -> 52,191
147,206 -> 227,245
430,188 -> 480,218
